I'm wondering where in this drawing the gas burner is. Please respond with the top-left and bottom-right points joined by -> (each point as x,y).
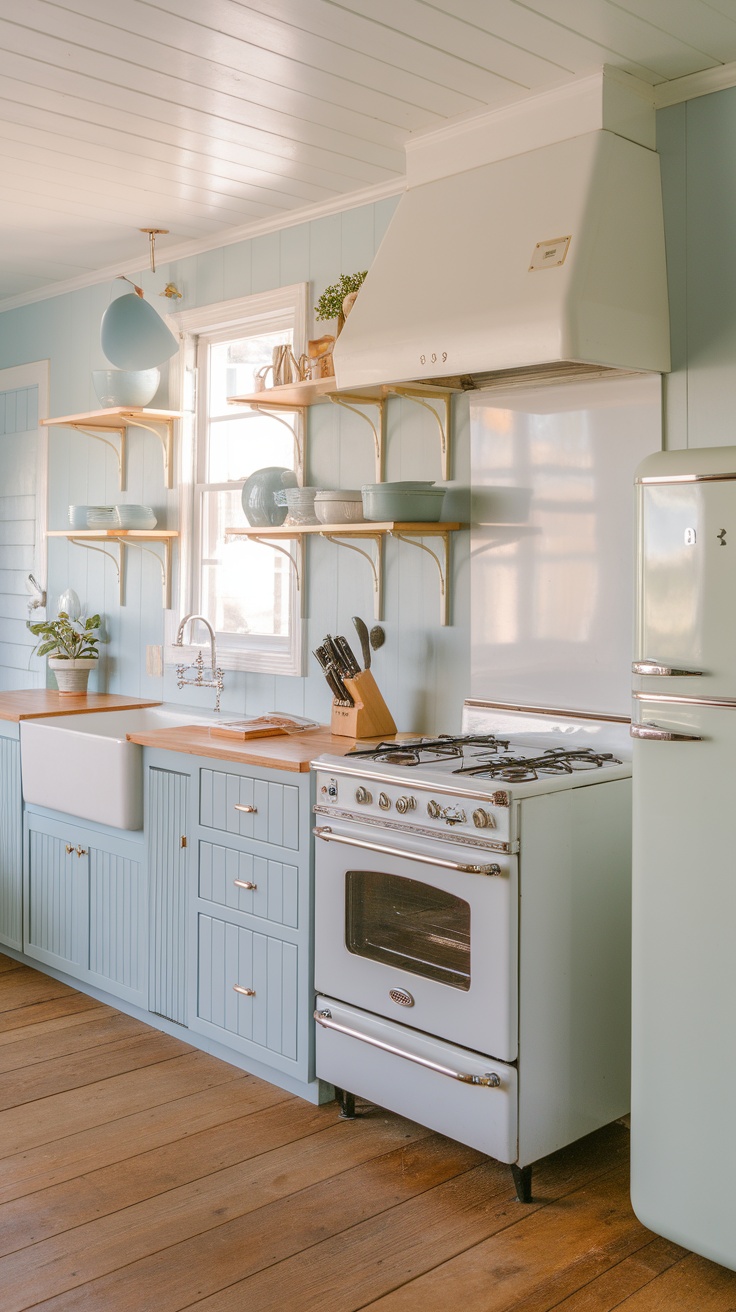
453,747 -> 622,782
347,734 -> 512,767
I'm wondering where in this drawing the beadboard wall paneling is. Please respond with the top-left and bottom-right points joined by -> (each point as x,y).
0,196 -> 471,733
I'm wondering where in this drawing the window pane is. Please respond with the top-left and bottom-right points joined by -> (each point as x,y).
208,330 -> 292,417
200,489 -> 291,638
207,413 -> 295,484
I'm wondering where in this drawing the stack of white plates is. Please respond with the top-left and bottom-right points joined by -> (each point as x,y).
115,505 -> 157,529
67,504 -> 158,530
85,506 -> 120,529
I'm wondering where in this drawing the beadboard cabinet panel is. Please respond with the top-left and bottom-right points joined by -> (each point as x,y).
199,839 -> 299,927
199,767 -> 300,849
24,810 -> 146,1006
197,913 -> 299,1066
148,765 -> 189,1025
0,729 -> 22,949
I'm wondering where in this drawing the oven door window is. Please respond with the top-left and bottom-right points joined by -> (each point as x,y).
345,870 -> 471,990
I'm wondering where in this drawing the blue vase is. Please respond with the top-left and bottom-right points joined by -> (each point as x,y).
241,467 -> 298,527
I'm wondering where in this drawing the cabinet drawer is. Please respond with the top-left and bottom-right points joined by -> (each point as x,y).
196,913 -> 298,1062
199,840 -> 298,928
199,768 -> 299,849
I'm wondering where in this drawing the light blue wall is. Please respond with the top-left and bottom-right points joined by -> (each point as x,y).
658,87 -> 736,450
0,198 -> 472,733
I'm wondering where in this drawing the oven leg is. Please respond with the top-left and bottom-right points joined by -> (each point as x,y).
335,1088 -> 357,1119
511,1163 -> 533,1203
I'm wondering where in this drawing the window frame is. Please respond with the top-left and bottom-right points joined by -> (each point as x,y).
167,285 -> 308,677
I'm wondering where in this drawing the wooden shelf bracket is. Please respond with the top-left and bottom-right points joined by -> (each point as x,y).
243,403 -> 306,484
65,424 -> 127,490
244,535 -> 305,616
123,415 -> 176,489
58,533 -> 175,609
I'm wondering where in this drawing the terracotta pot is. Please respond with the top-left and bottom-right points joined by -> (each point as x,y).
48,656 -> 97,694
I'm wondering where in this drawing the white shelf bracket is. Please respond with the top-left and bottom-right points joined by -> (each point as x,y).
69,424 -> 127,491
387,389 -> 453,481
327,395 -> 386,482
391,529 -> 451,626
319,532 -> 384,620
112,536 -> 173,609
247,404 -> 306,484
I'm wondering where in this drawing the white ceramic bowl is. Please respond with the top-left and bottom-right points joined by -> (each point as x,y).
314,493 -> 365,525
92,367 -> 160,409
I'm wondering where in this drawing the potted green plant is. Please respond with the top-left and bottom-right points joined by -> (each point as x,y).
314,270 -> 367,333
27,611 -> 103,694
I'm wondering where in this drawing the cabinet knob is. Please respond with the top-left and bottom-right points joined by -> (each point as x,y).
233,984 -> 256,997
65,844 -> 74,854
233,879 -> 257,891
234,804 -> 257,814
76,846 -> 87,857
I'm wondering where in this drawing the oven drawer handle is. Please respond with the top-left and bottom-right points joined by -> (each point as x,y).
312,826 -> 502,877
314,1009 -> 501,1087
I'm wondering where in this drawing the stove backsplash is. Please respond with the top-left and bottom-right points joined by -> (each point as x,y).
469,373 -> 662,719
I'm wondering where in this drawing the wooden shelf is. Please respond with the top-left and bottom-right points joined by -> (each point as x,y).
226,522 -> 464,626
228,381 -> 462,482
47,530 -> 178,609
41,408 -> 182,490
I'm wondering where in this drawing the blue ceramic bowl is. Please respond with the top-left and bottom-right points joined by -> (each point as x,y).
241,467 -> 298,527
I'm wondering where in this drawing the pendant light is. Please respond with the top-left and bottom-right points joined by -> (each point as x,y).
100,229 -> 178,370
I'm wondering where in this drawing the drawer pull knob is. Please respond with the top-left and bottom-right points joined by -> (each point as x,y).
65,844 -> 74,854
234,804 -> 257,814
76,846 -> 87,857
233,879 -> 257,890
233,984 -> 256,997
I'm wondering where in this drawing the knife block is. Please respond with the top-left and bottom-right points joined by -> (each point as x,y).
330,669 -> 397,739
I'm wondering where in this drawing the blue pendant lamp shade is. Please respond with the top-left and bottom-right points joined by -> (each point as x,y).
101,292 -> 178,369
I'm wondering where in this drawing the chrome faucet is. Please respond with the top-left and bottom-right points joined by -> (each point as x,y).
175,614 -> 224,712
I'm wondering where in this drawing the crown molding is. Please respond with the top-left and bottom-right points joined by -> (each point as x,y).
654,60 -> 736,109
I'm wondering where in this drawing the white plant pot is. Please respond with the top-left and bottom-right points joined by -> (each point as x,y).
48,656 -> 97,694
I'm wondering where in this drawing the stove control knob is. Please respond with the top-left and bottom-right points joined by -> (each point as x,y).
472,808 -> 495,830
378,792 -> 391,811
427,800 -> 441,819
395,795 -> 416,815
355,786 -> 373,805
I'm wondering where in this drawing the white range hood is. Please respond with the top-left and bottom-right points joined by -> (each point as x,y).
333,73 -> 671,391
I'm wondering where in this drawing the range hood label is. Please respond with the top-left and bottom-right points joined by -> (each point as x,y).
529,236 -> 572,271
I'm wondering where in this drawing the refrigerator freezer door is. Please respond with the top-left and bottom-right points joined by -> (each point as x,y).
636,466 -> 736,695
631,697 -> 736,1269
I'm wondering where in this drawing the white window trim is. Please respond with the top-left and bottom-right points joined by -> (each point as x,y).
166,285 -> 308,677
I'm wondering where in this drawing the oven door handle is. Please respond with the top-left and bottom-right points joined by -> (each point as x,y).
312,826 -> 502,876
314,1009 -> 501,1088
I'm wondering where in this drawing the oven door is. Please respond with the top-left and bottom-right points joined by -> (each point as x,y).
313,819 -> 518,1061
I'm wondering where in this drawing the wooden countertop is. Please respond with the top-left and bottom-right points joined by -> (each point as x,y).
124,723 -> 361,771
0,690 -> 161,723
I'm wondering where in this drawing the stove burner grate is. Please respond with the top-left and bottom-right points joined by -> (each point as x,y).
453,747 -> 622,783
346,734 -> 512,767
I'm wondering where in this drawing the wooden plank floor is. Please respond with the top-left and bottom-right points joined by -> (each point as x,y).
2,953 -> 736,1312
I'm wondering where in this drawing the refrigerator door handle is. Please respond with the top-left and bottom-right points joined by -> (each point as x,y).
630,722 -> 703,742
632,661 -> 705,677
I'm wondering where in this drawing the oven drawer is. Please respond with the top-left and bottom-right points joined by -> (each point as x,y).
315,995 -> 517,1164
199,767 -> 299,850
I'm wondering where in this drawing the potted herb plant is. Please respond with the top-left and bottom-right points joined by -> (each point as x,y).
27,610 -> 103,694
314,270 -> 367,334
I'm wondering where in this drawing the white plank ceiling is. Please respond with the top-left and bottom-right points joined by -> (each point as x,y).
2,0 -> 736,305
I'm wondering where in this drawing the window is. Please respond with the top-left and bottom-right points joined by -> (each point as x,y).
172,286 -> 308,676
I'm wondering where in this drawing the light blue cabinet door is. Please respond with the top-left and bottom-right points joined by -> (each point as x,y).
87,837 -> 146,1005
26,817 -> 87,974
148,766 -> 189,1025
25,811 -> 146,1003
197,912 -> 298,1068
0,734 -> 22,949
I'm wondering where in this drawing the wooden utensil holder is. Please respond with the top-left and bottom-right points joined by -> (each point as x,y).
330,669 -> 396,739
